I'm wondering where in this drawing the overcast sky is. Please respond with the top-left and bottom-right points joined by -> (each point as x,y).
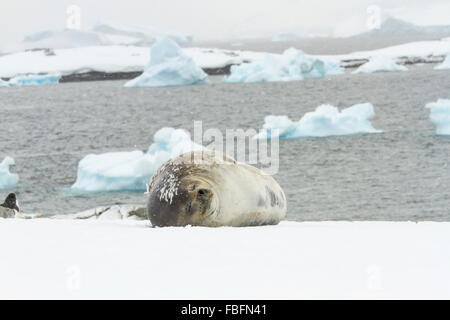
1,0 -> 449,45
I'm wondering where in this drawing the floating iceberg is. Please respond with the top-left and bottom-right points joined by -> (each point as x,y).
352,56 -> 408,74
0,157 -> 19,189
426,99 -> 450,135
8,74 -> 61,87
0,79 -> 9,87
255,103 -> 381,139
72,127 -> 204,192
0,74 -> 61,88
223,48 -> 343,83
124,38 -> 208,88
435,55 -> 450,70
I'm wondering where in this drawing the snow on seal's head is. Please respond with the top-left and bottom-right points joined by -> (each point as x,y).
147,150 -> 286,227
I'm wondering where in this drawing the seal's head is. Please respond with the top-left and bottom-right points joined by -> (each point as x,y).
1,193 -> 19,212
147,152 -> 222,227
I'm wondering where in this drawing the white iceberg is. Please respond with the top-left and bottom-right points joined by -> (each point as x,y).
352,56 -> 408,74
0,79 -> 9,87
124,38 -> 208,88
255,103 -> 381,139
223,48 -> 344,83
72,127 -> 204,192
0,157 -> 19,189
426,99 -> 450,135
435,55 -> 450,70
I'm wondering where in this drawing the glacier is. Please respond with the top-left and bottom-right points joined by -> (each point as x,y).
124,38 -> 208,88
223,48 -> 344,83
426,99 -> 450,135
254,103 -> 381,140
71,127 -> 204,192
0,74 -> 61,88
435,54 -> 450,70
352,56 -> 408,74
0,157 -> 19,189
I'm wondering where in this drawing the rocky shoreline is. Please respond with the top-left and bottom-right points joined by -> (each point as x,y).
1,55 -> 445,83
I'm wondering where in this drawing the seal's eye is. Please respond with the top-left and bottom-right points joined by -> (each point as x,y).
189,184 -> 196,191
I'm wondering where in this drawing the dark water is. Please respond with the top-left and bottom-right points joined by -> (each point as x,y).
1,65 -> 450,221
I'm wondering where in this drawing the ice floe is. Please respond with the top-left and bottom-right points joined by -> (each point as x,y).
255,103 -> 381,139
0,74 -> 61,88
426,99 -> 450,135
0,157 -> 19,189
71,127 -> 204,192
435,54 -> 450,70
352,56 -> 408,74
124,38 -> 207,87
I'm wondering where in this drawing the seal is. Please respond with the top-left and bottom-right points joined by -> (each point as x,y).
147,150 -> 286,227
0,193 -> 19,218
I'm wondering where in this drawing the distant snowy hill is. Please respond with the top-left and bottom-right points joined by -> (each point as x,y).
91,21 -> 192,46
355,17 -> 450,38
5,22 -> 192,52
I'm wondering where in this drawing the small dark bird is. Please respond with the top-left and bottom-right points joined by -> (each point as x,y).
1,193 -> 19,212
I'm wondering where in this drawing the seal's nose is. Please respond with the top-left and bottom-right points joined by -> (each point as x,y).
197,189 -> 211,197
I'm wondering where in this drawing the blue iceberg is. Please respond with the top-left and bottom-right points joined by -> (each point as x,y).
124,37 -> 208,88
254,103 -> 381,139
352,56 -> 408,74
72,127 -> 204,192
426,99 -> 450,135
0,157 -> 19,189
435,55 -> 450,70
0,74 -> 61,88
223,48 -> 344,83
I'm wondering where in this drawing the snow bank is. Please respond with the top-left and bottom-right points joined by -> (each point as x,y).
352,56 -> 408,74
71,127 -> 204,192
0,219 -> 448,299
0,157 -> 19,189
224,48 -> 343,83
124,38 -> 207,87
426,99 -> 450,135
435,54 -> 450,70
255,103 -> 381,139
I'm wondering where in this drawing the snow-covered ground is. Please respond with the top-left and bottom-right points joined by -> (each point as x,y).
0,46 -> 264,79
1,39 -> 449,80
0,218 -> 448,299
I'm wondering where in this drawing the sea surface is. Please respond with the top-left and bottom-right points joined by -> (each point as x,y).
1,65 -> 450,221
